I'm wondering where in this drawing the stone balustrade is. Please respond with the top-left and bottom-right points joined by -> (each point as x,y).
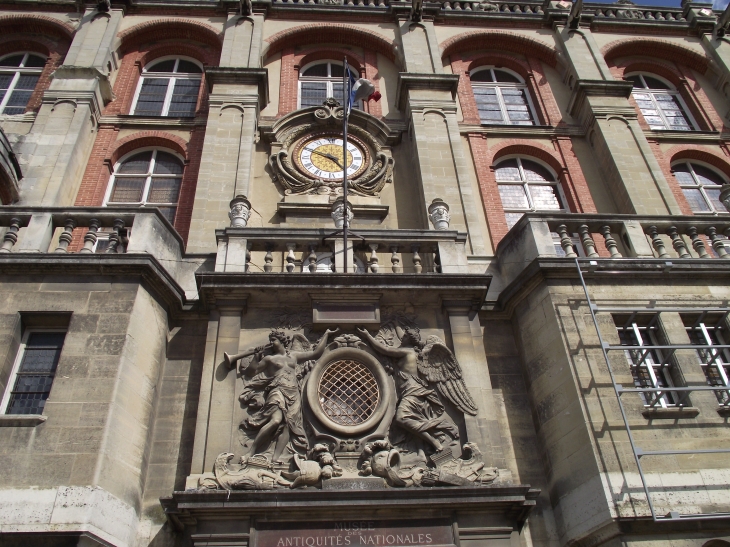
215,226 -> 469,274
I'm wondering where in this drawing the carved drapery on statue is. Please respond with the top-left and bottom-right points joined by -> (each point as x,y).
201,320 -> 498,491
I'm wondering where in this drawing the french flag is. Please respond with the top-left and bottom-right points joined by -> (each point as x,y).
345,60 -> 381,117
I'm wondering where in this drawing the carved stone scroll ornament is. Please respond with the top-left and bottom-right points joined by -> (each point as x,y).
268,99 -> 394,198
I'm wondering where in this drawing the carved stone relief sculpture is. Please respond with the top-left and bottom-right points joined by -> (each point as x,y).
199,322 -> 498,491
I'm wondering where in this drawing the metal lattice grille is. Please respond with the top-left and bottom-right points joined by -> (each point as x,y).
318,360 -> 379,426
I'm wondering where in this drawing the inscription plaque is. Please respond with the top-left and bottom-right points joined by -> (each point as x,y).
257,519 -> 454,547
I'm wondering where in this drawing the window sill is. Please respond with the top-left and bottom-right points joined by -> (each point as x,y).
717,406 -> 730,417
641,406 -> 699,419
0,414 -> 47,427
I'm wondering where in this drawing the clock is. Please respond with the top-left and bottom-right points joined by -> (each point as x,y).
294,135 -> 368,181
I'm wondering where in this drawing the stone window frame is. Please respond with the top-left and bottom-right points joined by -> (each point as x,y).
670,160 -> 729,215
103,146 -> 186,225
469,66 -> 538,126
625,72 -> 698,132
0,51 -> 46,116
129,56 -> 203,118
0,328 -> 66,416
684,314 -> 730,407
297,59 -> 363,111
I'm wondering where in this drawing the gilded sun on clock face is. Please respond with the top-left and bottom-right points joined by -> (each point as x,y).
295,135 -> 368,181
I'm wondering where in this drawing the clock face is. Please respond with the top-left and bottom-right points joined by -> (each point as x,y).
297,136 -> 366,180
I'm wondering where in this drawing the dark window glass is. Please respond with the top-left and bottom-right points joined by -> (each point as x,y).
25,55 -> 46,68
7,332 -> 66,415
148,178 -> 181,203
470,70 -> 494,83
167,79 -> 199,117
148,59 -> 176,72
176,60 -> 202,74
109,177 -> 146,202
493,69 -> 520,83
300,81 -> 328,108
153,152 -> 184,175
134,78 -> 168,116
303,64 -> 329,77
0,55 -> 24,68
330,64 -> 344,77
117,152 -> 153,174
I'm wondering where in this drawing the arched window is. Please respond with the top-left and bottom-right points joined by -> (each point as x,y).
470,67 -> 536,126
298,60 -> 361,110
672,161 -> 727,214
0,52 -> 46,116
626,73 -> 695,131
495,157 -> 564,227
131,57 -> 202,117
104,149 -> 184,223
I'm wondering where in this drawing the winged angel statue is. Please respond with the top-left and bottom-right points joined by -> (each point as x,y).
357,326 -> 477,454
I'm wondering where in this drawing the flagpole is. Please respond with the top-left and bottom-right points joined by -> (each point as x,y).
342,57 -> 349,274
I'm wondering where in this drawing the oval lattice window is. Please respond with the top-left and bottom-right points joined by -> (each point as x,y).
318,359 -> 380,426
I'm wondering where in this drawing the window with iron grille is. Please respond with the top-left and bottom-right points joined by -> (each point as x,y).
131,57 -> 202,117
625,73 -> 696,131
0,52 -> 46,116
470,67 -> 537,126
104,149 -> 183,224
495,157 -> 565,229
298,61 -> 361,110
616,317 -> 677,407
1,331 -> 66,415
685,316 -> 730,407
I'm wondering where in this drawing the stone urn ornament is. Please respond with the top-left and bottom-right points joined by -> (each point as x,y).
331,196 -> 354,229
428,198 -> 451,230
229,195 -> 252,228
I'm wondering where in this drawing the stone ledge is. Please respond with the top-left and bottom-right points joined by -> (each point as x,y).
395,73 -> 460,111
0,414 -> 47,427
277,202 -> 389,224
717,406 -> 730,417
567,79 -> 634,118
204,67 -> 269,107
641,406 -> 700,419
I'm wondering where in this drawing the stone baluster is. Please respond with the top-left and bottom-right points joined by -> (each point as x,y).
308,245 -> 318,273
647,225 -> 669,258
368,244 -> 379,273
0,218 -> 21,253
688,227 -> 709,258
264,245 -> 273,273
706,227 -> 729,259
434,249 -> 442,273
667,226 -> 690,258
556,225 -> 577,258
600,226 -> 622,258
579,225 -> 599,258
412,246 -> 422,274
54,219 -> 76,253
105,219 -> 125,254
285,244 -> 296,273
390,246 -> 402,273
245,243 -> 252,272
79,219 -> 100,254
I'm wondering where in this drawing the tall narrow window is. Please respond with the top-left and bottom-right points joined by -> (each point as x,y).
0,52 -> 46,116
672,162 -> 727,214
104,149 -> 183,223
131,57 -> 202,117
495,157 -> 564,228
616,317 -> 677,408
626,73 -> 695,131
1,331 -> 66,415
298,61 -> 361,110
686,317 -> 730,407
470,68 -> 536,126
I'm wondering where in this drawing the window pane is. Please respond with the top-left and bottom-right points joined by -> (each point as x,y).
505,212 -> 524,229
522,160 -> 554,182
332,82 -> 345,104
493,70 -> 520,83
475,87 -> 503,122
6,391 -> 50,415
0,54 -> 24,67
153,152 -> 184,175
25,55 -> 46,68
167,79 -> 199,117
148,59 -> 176,72
7,332 -> 65,415
176,60 -> 202,74
495,160 -> 521,181
625,75 -> 643,88
673,164 -> 694,186
156,206 -> 177,223
470,70 -> 493,83
118,152 -> 152,174
330,64 -> 344,77
692,165 -> 724,187
682,188 -> 711,212
643,76 -> 670,90
705,188 -> 725,212
303,64 -> 329,77
3,74 -> 39,115
109,177 -> 146,203
134,78 -> 168,116
300,81 -> 327,108
147,177 -> 181,203
656,95 -> 691,130
498,184 -> 529,209
530,185 -> 562,210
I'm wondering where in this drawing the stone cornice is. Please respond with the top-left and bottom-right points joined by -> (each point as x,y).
204,67 -> 269,108
567,79 -> 634,119
395,73 -> 460,111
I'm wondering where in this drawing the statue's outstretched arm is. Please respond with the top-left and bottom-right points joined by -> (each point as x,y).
356,327 -> 407,358
292,328 -> 339,362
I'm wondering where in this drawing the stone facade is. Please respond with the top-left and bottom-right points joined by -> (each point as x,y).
0,0 -> 730,546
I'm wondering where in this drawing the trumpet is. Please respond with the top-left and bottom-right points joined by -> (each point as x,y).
224,343 -> 272,368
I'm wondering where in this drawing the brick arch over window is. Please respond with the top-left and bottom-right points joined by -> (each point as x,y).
117,19 -> 222,53
602,38 -> 709,73
264,24 -> 399,66
468,138 -> 596,249
669,146 -> 730,181
277,47 -> 382,117
0,15 -> 75,43
74,129 -> 203,245
441,31 -> 559,68
609,57 -> 723,132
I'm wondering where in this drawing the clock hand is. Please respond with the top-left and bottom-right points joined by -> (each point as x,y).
311,149 -> 344,169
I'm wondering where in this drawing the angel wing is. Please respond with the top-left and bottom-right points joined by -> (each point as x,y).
419,337 -> 478,416
290,333 -> 312,352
